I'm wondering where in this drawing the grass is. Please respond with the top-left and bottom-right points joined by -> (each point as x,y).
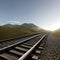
53,29 -> 60,38
0,26 -> 43,41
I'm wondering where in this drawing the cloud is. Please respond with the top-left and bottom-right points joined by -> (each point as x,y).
8,21 -> 20,25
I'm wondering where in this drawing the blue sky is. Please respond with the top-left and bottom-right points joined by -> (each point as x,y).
0,0 -> 60,31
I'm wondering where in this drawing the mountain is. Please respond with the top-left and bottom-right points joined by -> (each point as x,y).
4,24 -> 20,27
3,23 -> 42,31
20,23 -> 40,31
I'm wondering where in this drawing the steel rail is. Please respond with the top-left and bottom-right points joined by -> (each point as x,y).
0,33 -> 41,43
18,34 -> 47,60
0,34 -> 40,52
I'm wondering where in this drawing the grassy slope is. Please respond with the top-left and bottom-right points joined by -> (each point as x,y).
53,29 -> 60,37
0,26 -> 43,41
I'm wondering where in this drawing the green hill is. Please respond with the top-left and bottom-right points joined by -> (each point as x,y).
53,29 -> 60,37
0,23 -> 44,41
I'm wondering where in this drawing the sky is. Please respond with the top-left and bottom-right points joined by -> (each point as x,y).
0,0 -> 60,31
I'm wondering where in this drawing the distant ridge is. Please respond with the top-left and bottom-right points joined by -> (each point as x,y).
3,23 -> 42,31
20,23 -> 40,31
4,24 -> 20,27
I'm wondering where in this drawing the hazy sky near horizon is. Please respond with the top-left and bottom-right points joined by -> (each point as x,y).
0,0 -> 60,31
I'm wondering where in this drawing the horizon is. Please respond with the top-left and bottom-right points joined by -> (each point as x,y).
0,23 -> 60,31
0,0 -> 60,31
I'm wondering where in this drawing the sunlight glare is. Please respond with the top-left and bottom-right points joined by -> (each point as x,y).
42,24 -> 60,31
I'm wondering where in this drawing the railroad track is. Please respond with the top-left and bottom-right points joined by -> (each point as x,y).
0,33 -> 48,60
